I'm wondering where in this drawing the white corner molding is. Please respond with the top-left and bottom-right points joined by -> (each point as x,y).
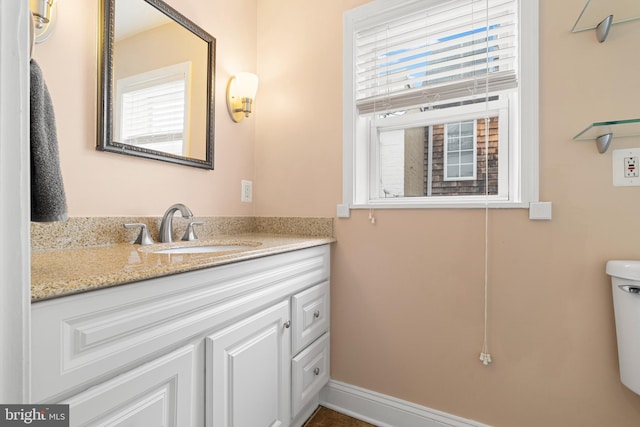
529,201 -> 552,220
320,380 -> 490,427
0,0 -> 32,403
336,204 -> 351,218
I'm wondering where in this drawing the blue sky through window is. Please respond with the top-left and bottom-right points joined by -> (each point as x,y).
377,25 -> 499,86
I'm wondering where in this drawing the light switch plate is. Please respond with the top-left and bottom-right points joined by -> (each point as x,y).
613,149 -> 640,187
241,180 -> 252,202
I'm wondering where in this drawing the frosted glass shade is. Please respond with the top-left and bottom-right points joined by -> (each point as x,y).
233,72 -> 259,100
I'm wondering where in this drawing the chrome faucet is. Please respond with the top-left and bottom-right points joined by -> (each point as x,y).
158,203 -> 193,243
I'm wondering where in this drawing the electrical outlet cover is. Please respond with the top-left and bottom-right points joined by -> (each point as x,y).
241,180 -> 252,202
613,149 -> 640,187
624,156 -> 639,178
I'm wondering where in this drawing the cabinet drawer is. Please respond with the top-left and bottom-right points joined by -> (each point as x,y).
292,332 -> 330,417
292,281 -> 330,354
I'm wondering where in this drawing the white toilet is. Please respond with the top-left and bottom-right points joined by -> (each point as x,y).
606,260 -> 640,395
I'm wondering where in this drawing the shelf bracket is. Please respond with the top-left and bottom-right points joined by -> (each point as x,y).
596,15 -> 613,42
596,133 -> 613,153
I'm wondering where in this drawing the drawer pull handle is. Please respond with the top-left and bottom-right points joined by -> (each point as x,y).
284,320 -> 291,329
313,310 -> 321,319
314,367 -> 320,376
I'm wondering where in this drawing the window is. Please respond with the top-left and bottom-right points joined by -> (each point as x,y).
114,62 -> 191,156
340,0 -> 538,213
445,120 -> 476,181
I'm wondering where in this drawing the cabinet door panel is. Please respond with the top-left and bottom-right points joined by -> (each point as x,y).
63,344 -> 196,427
206,301 -> 291,427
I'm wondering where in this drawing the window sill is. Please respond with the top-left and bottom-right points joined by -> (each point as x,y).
337,200 -> 551,219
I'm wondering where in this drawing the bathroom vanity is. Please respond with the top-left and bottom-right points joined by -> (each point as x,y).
31,240 -> 331,427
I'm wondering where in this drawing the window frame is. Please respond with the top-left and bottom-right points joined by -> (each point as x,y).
366,98 -> 511,204
339,0 -> 539,215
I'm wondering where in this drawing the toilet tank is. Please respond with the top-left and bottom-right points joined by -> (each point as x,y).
606,260 -> 640,396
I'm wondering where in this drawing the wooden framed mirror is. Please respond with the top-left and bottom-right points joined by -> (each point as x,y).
97,0 -> 216,169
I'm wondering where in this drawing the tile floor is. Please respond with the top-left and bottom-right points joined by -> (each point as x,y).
303,406 -> 376,427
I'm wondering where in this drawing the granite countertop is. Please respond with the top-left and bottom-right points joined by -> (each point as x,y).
31,233 -> 335,302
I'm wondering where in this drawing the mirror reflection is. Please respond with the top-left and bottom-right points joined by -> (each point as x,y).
98,0 -> 216,169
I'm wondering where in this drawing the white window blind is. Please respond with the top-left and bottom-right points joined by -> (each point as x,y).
355,0 -> 518,114
121,79 -> 186,148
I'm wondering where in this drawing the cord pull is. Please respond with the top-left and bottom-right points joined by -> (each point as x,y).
479,352 -> 492,365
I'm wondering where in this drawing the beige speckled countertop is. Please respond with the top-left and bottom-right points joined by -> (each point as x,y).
31,233 -> 335,302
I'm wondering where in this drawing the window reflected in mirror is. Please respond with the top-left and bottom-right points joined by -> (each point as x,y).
115,63 -> 190,156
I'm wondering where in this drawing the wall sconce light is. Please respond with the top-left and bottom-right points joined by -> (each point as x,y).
30,0 -> 58,43
226,72 -> 259,123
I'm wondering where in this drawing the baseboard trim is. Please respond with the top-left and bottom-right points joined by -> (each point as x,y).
319,380 -> 490,427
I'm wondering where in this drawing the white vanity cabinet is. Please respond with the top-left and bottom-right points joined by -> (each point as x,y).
31,245 -> 331,427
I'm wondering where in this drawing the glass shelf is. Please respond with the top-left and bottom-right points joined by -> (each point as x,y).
574,119 -> 640,153
574,118 -> 640,141
572,0 -> 640,32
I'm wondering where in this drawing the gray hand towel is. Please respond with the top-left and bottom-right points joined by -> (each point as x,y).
30,59 -> 68,222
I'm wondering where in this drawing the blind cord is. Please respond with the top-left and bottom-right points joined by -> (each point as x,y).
479,118 -> 492,366
479,0 -> 492,367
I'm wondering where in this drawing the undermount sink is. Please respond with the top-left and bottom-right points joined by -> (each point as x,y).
149,242 -> 259,255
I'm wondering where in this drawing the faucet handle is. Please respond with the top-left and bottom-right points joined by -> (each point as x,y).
181,221 -> 204,241
124,223 -> 155,245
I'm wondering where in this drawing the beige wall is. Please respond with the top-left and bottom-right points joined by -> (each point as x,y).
32,0 -> 258,216
32,0 -> 640,425
255,0 -> 640,426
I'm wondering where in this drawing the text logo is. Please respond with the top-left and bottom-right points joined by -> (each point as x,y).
0,405 -> 68,426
